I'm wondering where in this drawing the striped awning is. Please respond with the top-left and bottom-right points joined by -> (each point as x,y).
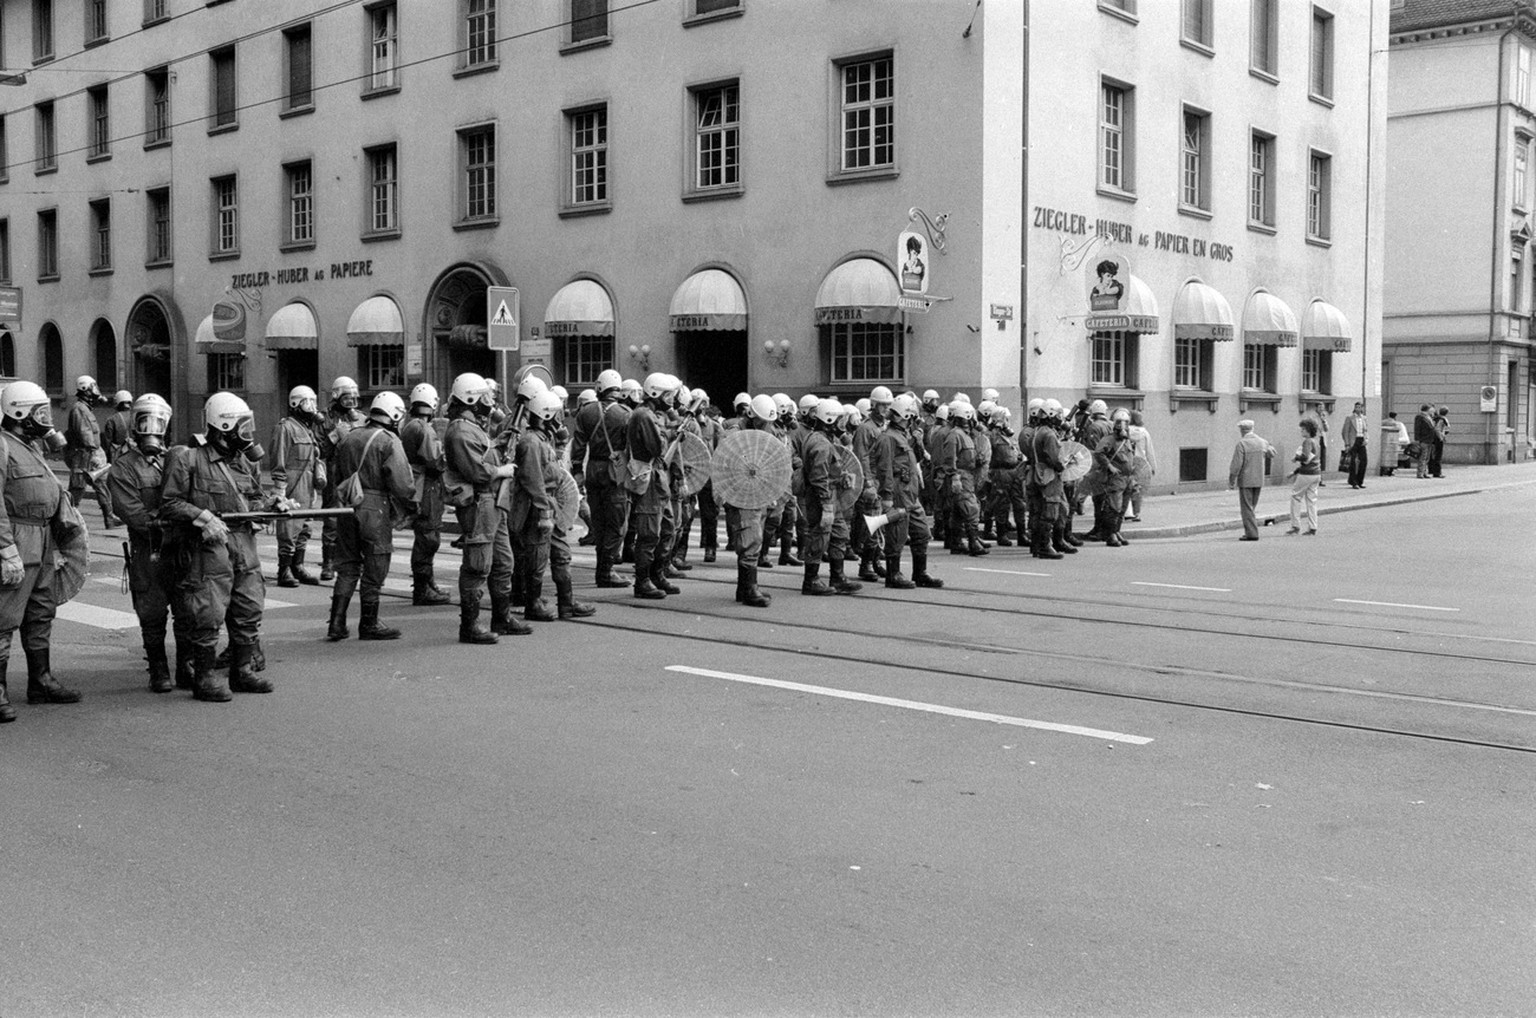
1171,279 -> 1235,341
346,295 -> 404,347
1242,290 -> 1299,348
1086,274 -> 1160,334
670,269 -> 748,331
814,258 -> 902,326
1301,299 -> 1352,353
264,302 -> 318,351
543,280 -> 614,338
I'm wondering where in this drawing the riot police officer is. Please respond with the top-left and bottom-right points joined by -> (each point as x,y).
328,392 -> 416,641
102,390 -> 134,463
869,393 -> 944,591
269,385 -> 324,588
724,395 -> 780,608
0,381 -> 84,722
401,383 -> 450,606
627,373 -> 681,600
1027,399 -> 1070,560
443,373 -> 522,643
569,369 -> 631,589
513,390 -> 596,622
799,398 -> 862,596
318,377 -> 366,580
851,386 -> 891,581
64,374 -> 117,528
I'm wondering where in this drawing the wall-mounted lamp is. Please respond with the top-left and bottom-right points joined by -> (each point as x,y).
628,343 -> 650,372
763,338 -> 790,368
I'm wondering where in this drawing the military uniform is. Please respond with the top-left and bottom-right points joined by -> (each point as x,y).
64,398 -> 114,526
869,424 -> 941,588
1027,425 -> 1069,558
626,403 -> 678,597
986,423 -> 1028,546
268,414 -> 322,585
401,413 -> 448,601
570,396 -> 631,587
850,414 -> 886,579
444,408 -> 517,636
331,423 -> 415,637
105,444 -> 192,691
102,408 -> 133,463
317,405 -> 367,574
799,426 -> 859,594
1090,431 -> 1136,546
510,425 -> 565,620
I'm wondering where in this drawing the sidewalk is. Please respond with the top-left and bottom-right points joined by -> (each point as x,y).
1118,461 -> 1536,539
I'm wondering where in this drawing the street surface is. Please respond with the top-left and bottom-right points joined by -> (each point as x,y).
4,487 -> 1534,1017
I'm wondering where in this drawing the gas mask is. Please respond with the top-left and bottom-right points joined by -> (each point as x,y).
133,409 -> 171,455
211,415 -> 256,455
20,403 -> 56,442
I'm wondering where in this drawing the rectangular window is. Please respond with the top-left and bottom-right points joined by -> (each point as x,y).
207,351 -> 245,391
557,334 -> 612,388
840,54 -> 895,173
285,161 -> 314,245
1308,151 -> 1332,240
90,198 -> 111,270
1182,0 -> 1212,49
463,0 -> 496,68
1302,349 -> 1332,393
88,84 -> 110,158
1249,131 -> 1275,228
693,0 -> 741,15
693,82 -> 740,192
284,24 -> 313,111
569,106 -> 609,206
32,0 -> 53,62
34,101 -> 55,172
147,186 -> 172,264
1178,447 -> 1209,483
210,46 -> 237,129
0,115 -> 8,183
1519,46 -> 1532,107
211,174 -> 238,255
359,345 -> 405,390
145,67 -> 171,145
0,219 -> 10,283
366,144 -> 399,234
1100,0 -> 1136,15
368,3 -> 398,91
1516,138 -> 1530,210
1181,107 -> 1211,211
459,125 -> 496,221
1511,254 -> 1523,313
1100,80 -> 1135,194
1174,338 -> 1201,389
1242,344 -> 1276,392
86,0 -> 107,42
570,0 -> 609,43
1250,0 -> 1278,77
826,322 -> 904,384
1310,8 -> 1333,100
36,208 -> 57,278
1092,333 -> 1125,387
145,0 -> 167,23
1509,360 -> 1520,429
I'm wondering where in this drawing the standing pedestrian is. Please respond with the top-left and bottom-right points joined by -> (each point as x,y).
1125,409 -> 1156,521
1412,404 -> 1438,478
1228,420 -> 1275,541
64,375 -> 117,528
1431,405 -> 1450,477
1341,400 -> 1369,488
1286,418 -> 1322,536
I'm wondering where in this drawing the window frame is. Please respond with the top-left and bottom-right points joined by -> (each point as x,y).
564,0 -> 612,52
210,173 -> 239,258
829,50 -> 897,185
562,103 -> 611,216
358,343 -> 405,391
85,0 -> 108,45
34,100 -> 56,174
145,185 -> 173,266
1090,331 -> 1141,390
32,0 -> 54,64
1310,7 -> 1334,104
1179,104 -> 1212,215
206,351 -> 245,392
364,142 -> 400,239
685,0 -> 743,28
0,219 -> 10,284
87,83 -> 111,161
1181,0 -> 1213,53
1307,148 -> 1332,244
1301,348 -> 1333,395
283,159 -> 315,250
36,206 -> 58,280
144,66 -> 171,148
89,196 -> 112,273
459,0 -> 498,73
1248,129 -> 1276,232
282,22 -> 314,115
1242,343 -> 1278,393
456,122 -> 498,227
556,332 -> 614,389
1173,336 -> 1215,392
1250,0 -> 1278,81
364,1 -> 399,95
208,45 -> 237,133
1098,0 -> 1137,25
686,79 -> 742,201
1098,76 -> 1135,200
0,115 -> 7,184
1518,45 -> 1532,108
143,0 -> 168,27
824,321 -> 906,386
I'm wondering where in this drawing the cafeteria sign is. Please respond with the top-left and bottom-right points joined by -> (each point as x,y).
1083,249 -> 1154,332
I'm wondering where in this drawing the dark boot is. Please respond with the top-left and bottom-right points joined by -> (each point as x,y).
291,549 -> 321,586
966,527 -> 990,557
276,553 -> 299,588
320,550 -> 336,582
191,644 -> 232,703
326,579 -> 355,642
912,550 -> 945,589
426,572 -> 449,599
633,572 -> 666,600
25,648 -> 81,704
146,643 -> 173,694
412,575 -> 450,606
459,595 -> 500,645
359,599 -> 402,640
885,556 -> 916,590
801,563 -> 834,596
779,539 -> 803,567
594,549 -> 628,588
558,599 -> 596,619
737,565 -> 771,608
757,547 -> 774,570
0,662 -> 16,723
173,639 -> 195,690
228,642 -> 273,694
524,578 -> 557,622
1052,519 -> 1077,555
252,639 -> 266,673
828,557 -> 862,594
490,593 -> 533,636
651,557 -> 682,596
1036,520 -> 1063,559
871,555 -> 888,578
857,551 -> 880,583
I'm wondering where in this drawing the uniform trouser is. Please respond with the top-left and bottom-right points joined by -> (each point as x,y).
455,498 -> 513,604
1026,484 -> 1063,547
335,496 -> 394,599
632,491 -> 675,581
69,465 -> 113,520
1097,485 -> 1128,535
510,526 -> 529,603
762,500 -> 783,555
549,529 -> 574,603
882,505 -> 932,559
126,531 -> 189,648
802,498 -> 847,567
411,485 -> 443,579
777,497 -> 799,549
1346,443 -> 1368,487
0,525 -> 59,666
726,505 -> 767,566
696,482 -> 719,551
179,528 -> 263,651
584,470 -> 628,574
275,517 -> 312,559
672,495 -> 696,561
321,480 -> 341,559
518,522 -> 551,602
949,484 -> 982,530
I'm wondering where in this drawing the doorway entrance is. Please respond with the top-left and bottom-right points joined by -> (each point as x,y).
425,264 -> 506,394
676,330 -> 748,413
127,300 -> 174,408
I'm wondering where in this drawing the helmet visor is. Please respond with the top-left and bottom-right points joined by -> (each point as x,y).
27,403 -> 54,430
234,414 -> 256,445
134,410 -> 170,437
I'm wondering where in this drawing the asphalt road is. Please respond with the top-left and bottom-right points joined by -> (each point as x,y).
4,487 -> 1533,1017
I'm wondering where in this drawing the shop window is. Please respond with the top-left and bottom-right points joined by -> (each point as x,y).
461,0 -> 496,70
367,2 -> 398,92
90,198 -> 112,272
557,334 -> 612,389
209,45 -> 237,131
36,207 -> 57,279
359,345 -> 405,390
283,23 -> 313,113
1174,337 -> 1214,391
211,175 -> 238,256
145,66 -> 171,146
88,84 -> 110,159
207,352 -> 244,392
1301,349 -> 1332,394
824,322 -> 903,385
1242,344 -> 1277,393
1091,331 -> 1139,389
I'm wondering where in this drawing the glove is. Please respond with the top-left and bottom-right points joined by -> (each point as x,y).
270,496 -> 301,513
315,462 -> 328,488
537,516 -> 554,535
494,463 -> 518,479
949,475 -> 962,494
0,544 -> 23,588
880,500 -> 894,514
197,514 -> 231,544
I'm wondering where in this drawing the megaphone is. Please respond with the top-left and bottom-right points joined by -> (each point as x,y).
863,507 -> 907,536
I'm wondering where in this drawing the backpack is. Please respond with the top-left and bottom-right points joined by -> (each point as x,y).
333,430 -> 383,508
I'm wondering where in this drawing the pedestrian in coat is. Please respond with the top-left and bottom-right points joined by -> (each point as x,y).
1228,420 -> 1275,541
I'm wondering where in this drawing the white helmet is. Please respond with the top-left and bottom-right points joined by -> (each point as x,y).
1043,397 -> 1064,420
1027,397 -> 1045,416
951,392 -> 972,405
869,385 -> 894,405
798,393 -> 820,413
842,405 -> 864,429
855,398 -> 872,415
450,371 -> 492,407
890,393 -> 919,421
1111,407 -> 1132,424
528,390 -> 564,422
921,389 -> 941,403
977,399 -> 997,421
289,385 -> 319,412
331,376 -> 360,408
982,388 -> 1000,402
2,381 -> 52,428
772,393 -> 795,419
370,391 -> 406,426
595,369 -> 622,395
75,375 -> 99,393
516,373 -> 549,401
409,382 -> 440,411
204,391 -> 254,440
732,392 -> 751,412
131,393 -> 171,436
577,388 -> 598,407
748,394 -> 778,421
551,384 -> 569,404
1088,398 -> 1109,417
691,387 -> 709,408
621,378 -> 643,403
934,403 -> 950,422
113,389 -> 134,408
642,372 -> 675,400
949,401 -> 975,423
814,398 -> 844,426
993,407 -> 1012,425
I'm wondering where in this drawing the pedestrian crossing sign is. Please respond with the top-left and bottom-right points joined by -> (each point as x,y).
486,286 -> 520,351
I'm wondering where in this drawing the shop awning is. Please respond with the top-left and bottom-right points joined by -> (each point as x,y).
543,280 -> 614,338
814,258 -> 902,326
1241,290 -> 1299,348
264,302 -> 318,351
1301,299 -> 1352,353
346,295 -> 404,347
1085,274 -> 1160,334
1171,279 -> 1235,341
194,315 -> 243,354
669,269 -> 748,331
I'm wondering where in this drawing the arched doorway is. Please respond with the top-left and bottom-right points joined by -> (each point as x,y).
90,318 -> 119,392
424,262 -> 507,393
39,323 -> 65,397
670,267 -> 749,408
125,294 -> 182,420
0,329 -> 15,378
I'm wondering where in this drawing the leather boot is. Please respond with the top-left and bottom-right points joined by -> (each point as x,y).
320,550 -> 336,581
490,593 -> 532,636
191,644 -> 232,702
651,556 -> 682,595
871,555 -> 888,578
828,557 -> 862,594
459,595 -> 500,645
779,541 -> 803,568
1052,520 -> 1077,555
857,551 -> 880,583
702,537 -> 717,564
359,599 -> 402,640
228,642 -> 273,694
594,549 -> 628,588
966,527 -> 990,557
173,639 -> 195,690
885,556 -> 916,590
801,563 -> 834,596
737,565 -> 771,608
757,548 -> 774,570
146,643 -> 173,694
291,549 -> 321,586
276,553 -> 299,589
426,571 -> 449,599
412,575 -> 450,606
913,550 -> 945,589
524,577 -> 557,622
327,578 -> 356,641
0,662 -> 16,723
558,599 -> 596,619
25,648 -> 81,704
252,639 -> 266,673
1036,520 -> 1063,559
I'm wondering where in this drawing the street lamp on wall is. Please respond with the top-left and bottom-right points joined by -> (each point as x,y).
763,339 -> 790,367
628,343 -> 650,372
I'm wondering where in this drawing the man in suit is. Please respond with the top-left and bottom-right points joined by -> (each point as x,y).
1228,420 -> 1275,541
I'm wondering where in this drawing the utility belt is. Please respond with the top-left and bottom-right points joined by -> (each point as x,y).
9,516 -> 49,527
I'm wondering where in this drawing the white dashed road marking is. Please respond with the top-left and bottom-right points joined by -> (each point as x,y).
964,567 -> 1052,578
1334,598 -> 1460,613
1132,582 -> 1232,593
56,602 -> 141,631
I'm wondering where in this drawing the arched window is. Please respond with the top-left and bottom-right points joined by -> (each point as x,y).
40,324 -> 64,394
92,320 -> 118,391
0,331 -> 15,378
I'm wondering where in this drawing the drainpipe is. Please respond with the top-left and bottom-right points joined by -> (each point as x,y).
1362,0 -> 1376,421
1488,27 -> 1515,464
1019,0 -> 1030,401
